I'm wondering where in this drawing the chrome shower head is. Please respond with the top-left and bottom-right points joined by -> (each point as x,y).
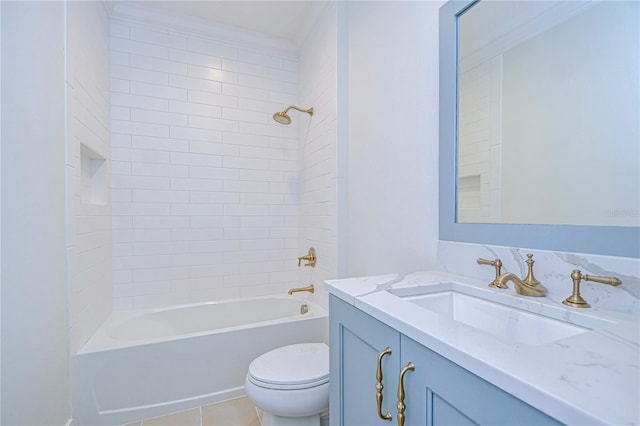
272,105 -> 314,125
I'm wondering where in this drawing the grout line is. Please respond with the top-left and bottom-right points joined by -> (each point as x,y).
129,396 -> 265,426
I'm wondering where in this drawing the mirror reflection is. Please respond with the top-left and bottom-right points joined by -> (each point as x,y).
456,1 -> 639,227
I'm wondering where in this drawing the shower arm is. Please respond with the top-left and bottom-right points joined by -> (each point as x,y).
283,105 -> 314,116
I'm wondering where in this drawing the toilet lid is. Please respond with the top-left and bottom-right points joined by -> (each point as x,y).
248,343 -> 329,389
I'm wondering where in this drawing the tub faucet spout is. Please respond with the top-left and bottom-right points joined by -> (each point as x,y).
288,284 -> 314,295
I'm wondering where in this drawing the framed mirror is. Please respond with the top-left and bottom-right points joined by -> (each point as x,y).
439,0 -> 640,258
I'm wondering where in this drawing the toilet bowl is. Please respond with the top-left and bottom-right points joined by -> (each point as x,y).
245,343 -> 329,426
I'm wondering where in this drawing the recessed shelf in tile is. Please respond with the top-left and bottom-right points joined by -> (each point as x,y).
458,174 -> 481,209
80,144 -> 107,205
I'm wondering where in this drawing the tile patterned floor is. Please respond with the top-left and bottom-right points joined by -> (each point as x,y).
124,397 -> 260,426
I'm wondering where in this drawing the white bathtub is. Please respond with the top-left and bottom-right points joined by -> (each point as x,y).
76,295 -> 327,425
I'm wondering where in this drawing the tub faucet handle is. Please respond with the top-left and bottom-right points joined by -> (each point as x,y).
298,247 -> 316,268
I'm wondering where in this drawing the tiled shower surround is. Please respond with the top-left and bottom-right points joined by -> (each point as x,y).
109,5 -> 337,310
67,1 -> 113,353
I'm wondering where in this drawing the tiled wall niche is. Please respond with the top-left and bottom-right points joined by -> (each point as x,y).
109,5 -> 319,310
80,144 -> 107,205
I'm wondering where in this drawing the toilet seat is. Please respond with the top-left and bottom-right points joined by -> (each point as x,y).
247,343 -> 329,390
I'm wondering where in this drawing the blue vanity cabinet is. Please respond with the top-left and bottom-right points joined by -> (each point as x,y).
400,336 -> 561,426
330,295 -> 562,426
330,295 -> 401,426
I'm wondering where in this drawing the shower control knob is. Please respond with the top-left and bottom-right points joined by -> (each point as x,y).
297,247 -> 316,267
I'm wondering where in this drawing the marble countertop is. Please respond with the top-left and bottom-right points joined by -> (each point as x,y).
325,270 -> 640,425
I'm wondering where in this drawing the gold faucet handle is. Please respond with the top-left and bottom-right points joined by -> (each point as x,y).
297,247 -> 316,267
563,269 -> 621,308
584,274 -> 622,286
522,253 -> 541,288
477,258 -> 498,267
564,269 -> 591,308
477,258 -> 505,288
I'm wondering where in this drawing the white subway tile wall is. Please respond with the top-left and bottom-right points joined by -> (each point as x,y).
66,1 -> 113,351
110,16 -> 303,309
457,57 -> 502,223
297,4 -> 339,309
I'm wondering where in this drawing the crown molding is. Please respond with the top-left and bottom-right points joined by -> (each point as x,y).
294,1 -> 334,48
460,1 -> 596,72
111,2 -> 298,55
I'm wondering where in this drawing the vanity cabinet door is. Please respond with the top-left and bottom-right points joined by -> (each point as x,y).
330,295 -> 401,426
400,336 -> 561,426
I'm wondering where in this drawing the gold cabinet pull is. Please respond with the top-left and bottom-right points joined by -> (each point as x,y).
396,362 -> 415,426
375,347 -> 393,421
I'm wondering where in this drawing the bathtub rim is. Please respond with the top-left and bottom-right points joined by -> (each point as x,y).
79,294 -> 326,354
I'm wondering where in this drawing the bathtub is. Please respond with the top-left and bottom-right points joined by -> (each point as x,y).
76,295 -> 327,426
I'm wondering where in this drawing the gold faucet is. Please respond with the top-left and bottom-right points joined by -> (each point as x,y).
288,284 -> 314,295
495,254 -> 547,297
477,258 -> 504,288
563,269 -> 622,308
297,247 -> 316,268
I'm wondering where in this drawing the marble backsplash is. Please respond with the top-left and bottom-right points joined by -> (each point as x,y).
438,241 -> 640,314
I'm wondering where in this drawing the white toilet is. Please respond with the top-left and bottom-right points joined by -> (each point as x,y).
245,343 -> 329,426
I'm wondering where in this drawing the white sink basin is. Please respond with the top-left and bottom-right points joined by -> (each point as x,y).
396,286 -> 614,346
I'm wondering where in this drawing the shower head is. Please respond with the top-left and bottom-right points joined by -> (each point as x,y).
272,105 -> 314,125
273,111 -> 292,125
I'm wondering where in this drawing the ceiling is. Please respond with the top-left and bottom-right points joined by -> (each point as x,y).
132,1 -> 318,41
